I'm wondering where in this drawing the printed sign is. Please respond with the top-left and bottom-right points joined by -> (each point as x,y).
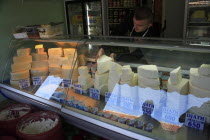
120,96 -> 134,110
89,88 -> 100,100
142,102 -> 154,115
32,77 -> 42,85
74,84 -> 82,94
18,79 -> 30,89
162,107 -> 179,123
185,113 -> 205,130
105,92 -> 118,106
62,79 -> 72,88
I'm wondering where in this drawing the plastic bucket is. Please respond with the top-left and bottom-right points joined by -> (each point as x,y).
0,104 -> 32,136
16,111 -> 64,140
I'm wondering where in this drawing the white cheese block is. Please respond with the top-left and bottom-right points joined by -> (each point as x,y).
139,75 -> 160,87
32,61 -> 48,68
109,70 -> 122,83
138,65 -> 159,79
49,65 -> 62,74
167,78 -> 189,95
189,82 -> 210,98
94,71 -> 109,89
32,53 -> 48,61
78,66 -> 89,76
170,66 -> 182,85
63,48 -> 75,55
190,68 -> 210,90
130,73 -> 138,86
78,75 -> 92,85
48,48 -> 63,56
110,61 -> 122,72
36,48 -> 45,54
97,55 -> 112,75
31,67 -> 49,76
198,64 -> 210,76
10,70 -> 30,80
11,62 -> 31,72
78,54 -> 86,66
10,78 -> 30,88
62,66 -> 79,83
13,55 -> 32,63
138,83 -> 160,90
108,79 -> 118,93
120,65 -> 134,82
48,56 -> 62,65
17,48 -> 31,56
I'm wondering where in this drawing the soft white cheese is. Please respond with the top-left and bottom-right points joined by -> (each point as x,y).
78,66 -> 89,76
138,75 -> 160,87
94,71 -> 109,89
170,66 -> 182,85
138,83 -> 160,90
97,55 -> 112,74
167,78 -> 189,95
78,75 -> 92,85
189,82 -> 210,98
120,65 -> 134,82
198,64 -> 210,76
138,65 -> 159,79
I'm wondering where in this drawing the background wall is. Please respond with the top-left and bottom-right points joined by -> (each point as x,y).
0,0 -> 65,80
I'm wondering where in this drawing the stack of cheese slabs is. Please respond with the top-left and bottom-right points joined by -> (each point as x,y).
120,65 -> 138,87
31,45 -> 49,82
78,66 -> 93,90
10,48 -> 32,87
138,65 -> 160,90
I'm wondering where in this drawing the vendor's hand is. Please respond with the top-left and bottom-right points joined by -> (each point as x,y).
110,53 -> 116,61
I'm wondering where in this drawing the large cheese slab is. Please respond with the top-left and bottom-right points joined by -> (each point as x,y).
167,78 -> 189,95
190,68 -> 210,90
138,83 -> 160,90
48,48 -> 63,56
48,56 -> 62,65
120,65 -> 134,82
198,64 -> 210,76
31,67 -> 49,76
109,70 -> 122,83
138,65 -> 159,79
170,66 -> 182,85
11,62 -> 31,72
78,66 -> 89,76
32,61 -> 48,68
94,71 -> 109,89
49,65 -> 62,74
17,48 -> 31,56
97,55 -> 112,75
32,53 -> 48,61
110,61 -> 122,72
13,55 -> 32,63
10,70 -> 30,80
139,75 -> 160,87
63,48 -> 75,55
189,82 -> 210,98
78,75 -> 92,85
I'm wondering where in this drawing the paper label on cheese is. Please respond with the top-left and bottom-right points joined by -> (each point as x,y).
32,76 -> 43,85
18,79 -> 30,89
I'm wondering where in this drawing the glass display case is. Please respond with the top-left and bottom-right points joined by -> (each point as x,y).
184,0 -> 210,39
1,36 -> 210,140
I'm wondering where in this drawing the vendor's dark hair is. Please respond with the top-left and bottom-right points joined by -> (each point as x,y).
134,7 -> 153,23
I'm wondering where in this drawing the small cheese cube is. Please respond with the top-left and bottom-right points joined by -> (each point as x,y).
170,66 -> 182,85
94,71 -> 109,89
78,75 -> 92,85
167,78 -> 189,95
97,55 -> 112,74
190,68 -> 210,91
31,67 -> 49,76
13,55 -> 32,63
198,64 -> 210,76
139,75 -> 160,87
78,66 -> 89,76
49,65 -> 62,74
189,82 -> 210,98
138,65 -> 159,79
32,61 -> 48,68
10,70 -> 30,80
17,48 -> 31,56
32,53 -> 48,61
48,56 -> 62,65
48,48 -> 63,56
138,83 -> 160,90
63,48 -> 76,55
11,62 -> 31,72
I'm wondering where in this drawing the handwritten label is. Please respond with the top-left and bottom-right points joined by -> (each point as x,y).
18,79 -> 30,89
120,96 -> 134,110
32,77 -> 42,85
74,84 -> 82,94
185,113 -> 205,130
62,79 -> 72,88
89,88 -> 100,100
162,107 -> 179,123
105,92 -> 118,106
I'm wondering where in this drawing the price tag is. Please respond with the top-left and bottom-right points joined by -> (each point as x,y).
120,96 -> 134,110
18,79 -> 30,89
89,88 -> 100,100
62,79 -> 72,88
185,113 -> 205,130
142,102 -> 154,115
32,77 -> 42,85
162,107 -> 179,123
105,92 -> 118,106
74,84 -> 82,94
105,92 -> 111,102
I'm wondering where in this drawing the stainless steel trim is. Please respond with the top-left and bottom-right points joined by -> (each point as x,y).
101,0 -> 109,35
61,108 -> 154,140
0,84 -> 62,109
